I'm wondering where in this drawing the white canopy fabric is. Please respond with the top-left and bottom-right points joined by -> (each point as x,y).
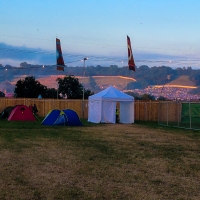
88,86 -> 134,124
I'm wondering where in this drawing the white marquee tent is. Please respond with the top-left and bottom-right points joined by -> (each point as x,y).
88,86 -> 134,124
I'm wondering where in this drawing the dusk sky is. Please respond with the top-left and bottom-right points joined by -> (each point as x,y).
0,0 -> 200,69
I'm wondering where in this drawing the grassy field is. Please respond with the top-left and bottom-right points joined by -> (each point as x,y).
0,120 -> 200,200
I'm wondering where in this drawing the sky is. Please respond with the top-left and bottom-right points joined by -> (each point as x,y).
0,0 -> 200,69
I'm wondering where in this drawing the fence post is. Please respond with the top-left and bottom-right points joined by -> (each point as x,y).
82,100 -> 84,119
158,101 -> 160,125
145,102 -> 147,121
177,100 -> 180,128
43,99 -> 45,117
167,102 -> 169,126
138,101 -> 140,121
189,100 -> 191,129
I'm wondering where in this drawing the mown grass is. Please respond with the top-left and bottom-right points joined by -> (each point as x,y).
0,119 -> 200,199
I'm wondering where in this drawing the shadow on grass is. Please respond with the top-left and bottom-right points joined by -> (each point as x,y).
0,118 -> 116,157
135,120 -> 200,138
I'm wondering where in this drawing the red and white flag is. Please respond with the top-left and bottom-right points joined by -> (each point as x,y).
127,35 -> 136,71
56,38 -> 65,71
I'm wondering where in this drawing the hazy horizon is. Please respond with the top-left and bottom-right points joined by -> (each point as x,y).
1,0 -> 200,69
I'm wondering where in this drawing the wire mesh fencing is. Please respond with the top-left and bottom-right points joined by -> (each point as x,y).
135,100 -> 200,130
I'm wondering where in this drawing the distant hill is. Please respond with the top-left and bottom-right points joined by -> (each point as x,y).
152,76 -> 198,90
11,75 -> 137,92
1,63 -> 200,94
168,76 -> 196,87
80,76 -> 136,91
1,63 -> 200,88
7,74 -> 200,94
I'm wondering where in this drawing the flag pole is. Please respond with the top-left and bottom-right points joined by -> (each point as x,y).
127,68 -> 130,91
82,57 -> 88,119
56,38 -> 65,99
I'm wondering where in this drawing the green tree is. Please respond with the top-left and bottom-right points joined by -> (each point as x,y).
125,92 -> 141,100
84,89 -> 94,99
0,91 -> 5,97
45,88 -> 58,98
140,93 -> 155,100
14,76 -> 47,98
157,96 -> 167,100
57,75 -> 93,99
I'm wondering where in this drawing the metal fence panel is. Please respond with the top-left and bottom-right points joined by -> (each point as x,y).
134,100 -> 200,130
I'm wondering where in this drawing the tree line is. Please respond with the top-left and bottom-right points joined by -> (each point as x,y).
0,75 -> 166,100
12,76 -> 93,99
1,63 -> 200,89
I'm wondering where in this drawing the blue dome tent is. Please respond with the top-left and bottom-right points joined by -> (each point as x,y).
63,109 -> 82,126
42,109 -> 82,126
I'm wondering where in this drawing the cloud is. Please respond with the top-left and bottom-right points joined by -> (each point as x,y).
0,42 -> 199,69
133,51 -> 200,69
0,42 -> 55,66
